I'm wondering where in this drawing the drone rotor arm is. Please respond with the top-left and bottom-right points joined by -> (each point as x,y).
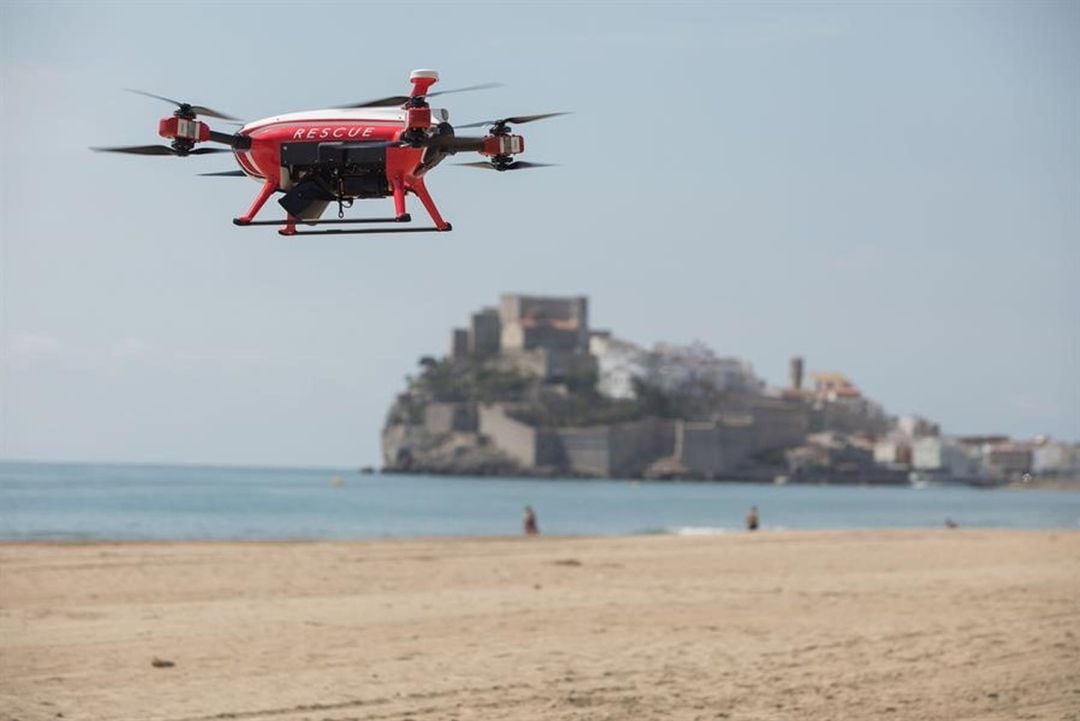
207,130 -> 252,151
430,136 -> 487,153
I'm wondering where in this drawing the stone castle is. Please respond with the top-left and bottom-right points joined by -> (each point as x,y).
382,293 -> 1079,484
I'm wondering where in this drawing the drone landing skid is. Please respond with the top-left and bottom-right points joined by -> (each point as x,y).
232,214 -> 451,236
233,216 -> 412,227
283,225 -> 451,237
232,177 -> 452,236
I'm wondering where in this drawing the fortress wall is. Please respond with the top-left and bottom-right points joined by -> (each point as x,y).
676,422 -> 725,476
557,427 -> 612,477
521,326 -> 581,351
677,420 -> 756,477
424,403 -> 478,434
535,428 -> 569,468
558,418 -> 675,478
609,419 -> 675,478
479,404 -> 539,468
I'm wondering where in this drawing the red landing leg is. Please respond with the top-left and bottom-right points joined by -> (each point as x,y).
279,215 -> 299,236
391,176 -> 409,221
407,176 -> 452,231
233,180 -> 277,225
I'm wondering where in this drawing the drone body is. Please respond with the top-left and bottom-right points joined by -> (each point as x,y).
96,70 -> 564,236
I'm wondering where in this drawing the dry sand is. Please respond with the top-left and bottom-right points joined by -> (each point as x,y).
1,530 -> 1078,721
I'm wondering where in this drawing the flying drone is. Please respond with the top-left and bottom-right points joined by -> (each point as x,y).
93,70 -> 566,236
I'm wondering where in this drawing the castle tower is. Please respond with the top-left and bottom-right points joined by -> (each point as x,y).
789,356 -> 804,391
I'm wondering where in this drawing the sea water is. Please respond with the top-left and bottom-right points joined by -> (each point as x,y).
1,461 -> 1078,541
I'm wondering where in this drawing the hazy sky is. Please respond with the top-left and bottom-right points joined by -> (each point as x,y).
1,2 -> 1077,467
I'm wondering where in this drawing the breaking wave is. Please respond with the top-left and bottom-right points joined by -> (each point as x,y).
671,526 -> 732,536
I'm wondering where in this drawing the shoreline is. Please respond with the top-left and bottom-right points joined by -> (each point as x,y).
6,458 -> 1078,491
4,522 -> 1080,545
2,530 -> 1078,721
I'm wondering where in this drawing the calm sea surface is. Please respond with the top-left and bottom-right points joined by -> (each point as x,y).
1,461 -> 1078,541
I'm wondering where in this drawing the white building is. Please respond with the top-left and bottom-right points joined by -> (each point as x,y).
912,437 -> 983,479
897,415 -> 939,439
589,337 -> 764,401
647,341 -> 764,395
589,334 -> 647,400
873,436 -> 911,466
1032,439 -> 1080,475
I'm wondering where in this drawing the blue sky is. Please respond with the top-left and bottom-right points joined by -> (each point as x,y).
1,2 -> 1077,467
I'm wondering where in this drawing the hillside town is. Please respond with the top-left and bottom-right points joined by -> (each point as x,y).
382,294 -> 1080,486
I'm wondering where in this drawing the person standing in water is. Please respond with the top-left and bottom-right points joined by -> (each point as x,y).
523,505 -> 539,536
745,505 -> 759,532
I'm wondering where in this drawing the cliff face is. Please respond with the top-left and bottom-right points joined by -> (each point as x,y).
380,354 -> 780,479
381,408 -> 675,479
380,355 -> 659,477
381,357 -> 535,475
381,422 -> 523,476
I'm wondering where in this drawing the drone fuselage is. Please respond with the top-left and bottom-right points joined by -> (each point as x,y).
218,107 -> 454,232
233,107 -> 447,185
101,70 -> 554,236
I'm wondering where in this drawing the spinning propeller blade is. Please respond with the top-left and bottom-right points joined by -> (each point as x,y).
426,82 -> 504,100
501,161 -> 556,169
456,112 -> 569,129
344,82 -> 503,108
92,145 -> 232,156
125,89 -> 240,121
198,169 -> 247,177
92,145 -> 179,156
457,160 -> 557,171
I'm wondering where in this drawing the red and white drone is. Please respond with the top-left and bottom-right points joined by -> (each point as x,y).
94,70 -> 565,236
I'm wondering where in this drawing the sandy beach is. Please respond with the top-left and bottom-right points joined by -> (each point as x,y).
2,530 -> 1078,721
